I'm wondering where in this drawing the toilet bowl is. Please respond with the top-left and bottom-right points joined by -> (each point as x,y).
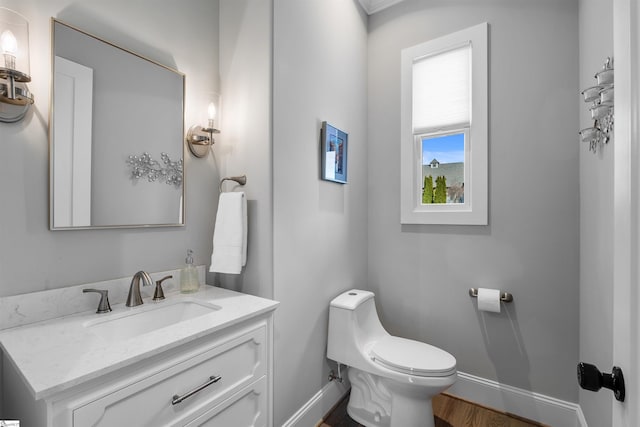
327,289 -> 457,427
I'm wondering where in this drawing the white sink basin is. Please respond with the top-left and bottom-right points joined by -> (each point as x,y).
84,299 -> 220,342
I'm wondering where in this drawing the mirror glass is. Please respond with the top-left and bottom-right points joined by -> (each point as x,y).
49,19 -> 185,230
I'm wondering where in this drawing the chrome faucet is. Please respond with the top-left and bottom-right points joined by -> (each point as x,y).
126,271 -> 153,307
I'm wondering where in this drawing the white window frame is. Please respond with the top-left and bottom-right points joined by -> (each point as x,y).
400,22 -> 488,225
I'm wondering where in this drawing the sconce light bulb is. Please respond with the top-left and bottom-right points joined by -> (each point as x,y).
0,29 -> 17,69
207,102 -> 216,129
1,29 -> 17,54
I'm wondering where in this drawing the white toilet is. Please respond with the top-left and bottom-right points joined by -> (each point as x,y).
327,289 -> 457,427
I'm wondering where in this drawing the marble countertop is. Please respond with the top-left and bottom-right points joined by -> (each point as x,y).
0,286 -> 279,400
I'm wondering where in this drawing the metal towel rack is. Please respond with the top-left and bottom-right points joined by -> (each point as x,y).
468,288 -> 513,303
219,175 -> 247,192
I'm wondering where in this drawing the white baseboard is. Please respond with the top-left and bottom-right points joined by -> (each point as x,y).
449,371 -> 586,427
576,405 -> 589,427
281,377 -> 350,427
283,370 -> 588,427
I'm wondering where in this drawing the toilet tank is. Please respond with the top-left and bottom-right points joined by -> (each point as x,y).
327,290 -> 385,365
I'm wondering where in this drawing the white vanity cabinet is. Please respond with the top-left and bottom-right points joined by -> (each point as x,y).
65,321 -> 268,427
1,303 -> 276,427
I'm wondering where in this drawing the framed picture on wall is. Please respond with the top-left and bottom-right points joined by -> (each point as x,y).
321,121 -> 348,184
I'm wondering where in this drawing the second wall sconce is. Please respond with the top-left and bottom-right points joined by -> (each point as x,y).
186,102 -> 220,158
579,57 -> 614,153
0,7 -> 34,123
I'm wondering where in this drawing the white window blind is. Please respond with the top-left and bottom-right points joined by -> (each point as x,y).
412,44 -> 471,133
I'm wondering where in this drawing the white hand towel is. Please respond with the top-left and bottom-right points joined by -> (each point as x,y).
210,192 -> 247,274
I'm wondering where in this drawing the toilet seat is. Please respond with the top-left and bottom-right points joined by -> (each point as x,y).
370,336 -> 456,377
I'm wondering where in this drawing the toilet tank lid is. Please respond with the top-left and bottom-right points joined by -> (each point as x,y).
330,290 -> 375,310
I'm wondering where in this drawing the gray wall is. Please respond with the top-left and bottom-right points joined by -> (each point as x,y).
0,0 -> 222,297
272,0 -> 368,424
213,0 -> 273,299
578,0 -> 614,424
368,0 -> 580,403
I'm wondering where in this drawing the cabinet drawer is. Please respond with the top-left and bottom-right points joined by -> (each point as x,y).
73,324 -> 266,427
184,376 -> 266,427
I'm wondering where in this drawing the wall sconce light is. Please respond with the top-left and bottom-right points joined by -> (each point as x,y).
0,7 -> 33,123
186,102 -> 220,158
579,57 -> 614,153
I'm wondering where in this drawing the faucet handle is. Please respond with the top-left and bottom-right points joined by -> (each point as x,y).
83,288 -> 112,314
153,275 -> 172,301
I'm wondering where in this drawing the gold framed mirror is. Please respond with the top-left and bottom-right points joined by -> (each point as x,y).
49,19 -> 185,230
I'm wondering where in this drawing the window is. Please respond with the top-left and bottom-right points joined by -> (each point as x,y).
400,23 -> 488,225
421,131 -> 466,205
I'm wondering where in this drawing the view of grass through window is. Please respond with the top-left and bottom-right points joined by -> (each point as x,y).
421,132 -> 465,204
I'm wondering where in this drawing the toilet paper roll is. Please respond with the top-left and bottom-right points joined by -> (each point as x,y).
477,288 -> 501,313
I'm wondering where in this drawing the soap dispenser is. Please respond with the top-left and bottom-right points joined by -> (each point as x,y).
180,249 -> 200,293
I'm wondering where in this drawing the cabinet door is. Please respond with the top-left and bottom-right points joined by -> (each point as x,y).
185,377 -> 266,427
73,325 -> 265,427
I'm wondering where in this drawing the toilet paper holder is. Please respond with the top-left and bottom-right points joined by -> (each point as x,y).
469,288 -> 513,303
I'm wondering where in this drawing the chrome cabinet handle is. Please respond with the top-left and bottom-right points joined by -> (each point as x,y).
171,375 -> 222,405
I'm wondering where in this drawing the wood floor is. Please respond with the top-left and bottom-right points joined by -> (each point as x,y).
319,392 -> 550,427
